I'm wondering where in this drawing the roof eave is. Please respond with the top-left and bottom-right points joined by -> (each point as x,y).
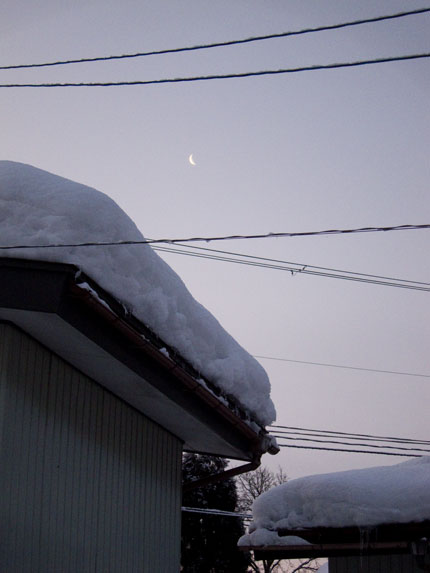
241,520 -> 430,559
0,257 -> 273,460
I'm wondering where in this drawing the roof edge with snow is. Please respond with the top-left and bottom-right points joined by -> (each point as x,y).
0,257 -> 277,460
240,519 -> 430,559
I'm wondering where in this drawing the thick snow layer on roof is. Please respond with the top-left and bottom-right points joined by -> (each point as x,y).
242,457 -> 430,544
0,161 -> 275,426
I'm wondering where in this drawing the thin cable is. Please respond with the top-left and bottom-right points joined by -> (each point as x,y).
272,435 -> 430,454
0,223 -> 428,247
2,224 -> 429,292
277,444 -> 422,457
2,7 -> 429,71
156,242 -> 430,287
182,507 -> 251,519
1,53 -> 429,88
269,425 -> 430,445
254,355 -> 430,378
271,429 -> 430,446
4,8 -> 430,70
154,244 -> 430,286
153,244 -> 430,292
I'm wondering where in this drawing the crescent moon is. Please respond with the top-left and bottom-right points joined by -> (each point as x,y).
189,154 -> 196,166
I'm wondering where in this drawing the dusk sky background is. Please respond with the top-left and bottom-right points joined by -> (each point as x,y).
1,0 -> 429,479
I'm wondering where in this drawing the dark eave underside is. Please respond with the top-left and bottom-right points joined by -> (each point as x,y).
0,257 -> 268,461
243,520 -> 430,559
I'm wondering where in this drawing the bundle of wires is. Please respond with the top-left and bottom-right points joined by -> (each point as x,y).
269,425 -> 430,457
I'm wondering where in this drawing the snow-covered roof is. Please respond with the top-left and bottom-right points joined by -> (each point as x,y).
0,161 -> 275,427
239,456 -> 430,547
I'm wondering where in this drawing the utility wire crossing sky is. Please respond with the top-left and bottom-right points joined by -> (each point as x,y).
0,8 -> 430,70
1,53 -> 429,88
1,7 -> 429,70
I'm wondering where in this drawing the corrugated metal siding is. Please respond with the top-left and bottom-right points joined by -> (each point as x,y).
0,323 -> 182,572
330,553 -> 422,572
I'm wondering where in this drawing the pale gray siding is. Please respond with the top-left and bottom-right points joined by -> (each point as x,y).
330,554 -> 422,572
0,322 -> 182,572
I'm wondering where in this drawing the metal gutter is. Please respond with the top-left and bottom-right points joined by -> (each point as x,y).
67,272 -> 275,457
183,457 -> 261,492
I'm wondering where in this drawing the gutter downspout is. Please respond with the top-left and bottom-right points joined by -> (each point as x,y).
183,456 -> 261,492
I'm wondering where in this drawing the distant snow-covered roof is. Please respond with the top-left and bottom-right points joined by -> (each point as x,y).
0,160 -> 276,426
239,456 -> 430,546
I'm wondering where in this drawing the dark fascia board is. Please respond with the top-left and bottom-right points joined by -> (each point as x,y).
242,520 -> 430,559
0,257 -> 270,460
252,541 -> 411,559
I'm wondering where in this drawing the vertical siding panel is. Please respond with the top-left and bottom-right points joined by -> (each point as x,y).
142,418 -> 151,572
97,388 -> 110,572
92,381 -> 106,572
31,342 -> 52,569
45,352 -> 62,570
0,327 -> 8,569
127,410 -> 137,572
0,326 -> 18,572
76,371 -> 92,571
122,405 -> 133,571
134,405 -> 146,570
0,323 -> 183,572
13,332 -> 35,572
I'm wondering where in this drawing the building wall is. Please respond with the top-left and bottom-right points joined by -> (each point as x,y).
330,553 -> 423,573
0,322 -> 182,572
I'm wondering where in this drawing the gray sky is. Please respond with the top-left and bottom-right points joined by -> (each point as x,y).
1,0 -> 429,479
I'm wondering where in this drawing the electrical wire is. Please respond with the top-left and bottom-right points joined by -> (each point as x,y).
271,429 -> 430,447
2,7 -> 429,71
277,444 -> 422,457
254,355 -> 430,378
154,242 -> 430,287
153,244 -> 430,292
2,224 -> 428,292
1,53 -> 429,88
271,435 -> 430,454
269,425 -> 430,445
1,223 -> 428,247
182,507 -> 251,519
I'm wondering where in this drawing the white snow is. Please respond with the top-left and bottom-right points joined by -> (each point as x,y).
238,530 -> 310,547
77,281 -> 112,311
0,161 -> 275,426
241,456 -> 430,545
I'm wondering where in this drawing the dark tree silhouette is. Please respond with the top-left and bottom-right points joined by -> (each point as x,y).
181,453 -> 249,572
237,466 -> 320,573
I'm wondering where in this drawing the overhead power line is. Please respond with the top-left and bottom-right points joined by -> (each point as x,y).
2,224 -> 429,292
153,243 -> 430,292
272,435 -> 430,454
254,355 -> 430,378
271,423 -> 430,457
272,425 -> 430,457
270,428 -> 430,446
2,7 -> 429,71
1,53 -> 429,88
182,507 -> 251,519
269,424 -> 430,445
277,444 -> 422,457
1,223 -> 428,247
